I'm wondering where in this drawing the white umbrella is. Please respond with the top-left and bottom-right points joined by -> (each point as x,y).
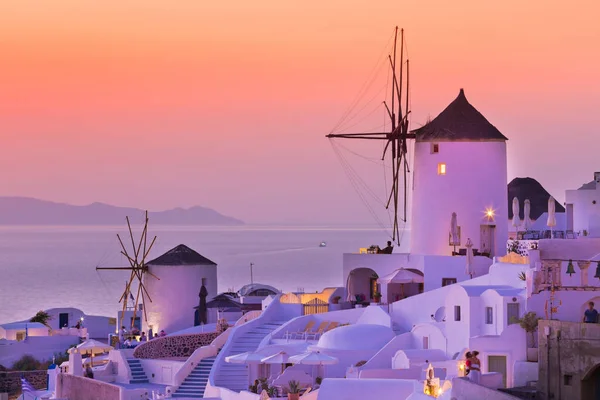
289,351 -> 338,380
225,351 -> 264,364
547,196 -> 557,237
289,351 -> 338,366
68,339 -> 113,367
465,238 -> 475,278
450,212 -> 459,251
378,269 -> 424,284
261,351 -> 292,374
346,272 -> 355,302
512,197 -> 520,229
523,199 -> 532,230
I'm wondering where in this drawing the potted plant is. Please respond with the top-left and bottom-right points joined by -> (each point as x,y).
287,380 -> 301,400
372,292 -> 382,304
512,311 -> 541,362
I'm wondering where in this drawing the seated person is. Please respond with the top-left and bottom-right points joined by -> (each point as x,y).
378,241 -> 394,254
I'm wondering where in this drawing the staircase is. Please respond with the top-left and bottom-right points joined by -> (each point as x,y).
173,356 -> 216,398
127,358 -> 149,384
213,321 -> 286,392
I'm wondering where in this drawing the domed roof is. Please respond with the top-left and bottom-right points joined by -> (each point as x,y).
316,324 -> 395,351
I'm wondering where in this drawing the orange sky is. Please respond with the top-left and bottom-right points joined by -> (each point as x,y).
1,0 -> 599,224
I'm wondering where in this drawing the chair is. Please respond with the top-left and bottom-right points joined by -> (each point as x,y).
304,321 -> 330,340
288,320 -> 316,339
324,321 -> 339,332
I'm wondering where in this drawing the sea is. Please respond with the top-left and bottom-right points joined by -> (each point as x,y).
0,225 -> 410,324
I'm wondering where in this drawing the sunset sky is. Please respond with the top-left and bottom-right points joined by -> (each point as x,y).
1,1 -> 599,224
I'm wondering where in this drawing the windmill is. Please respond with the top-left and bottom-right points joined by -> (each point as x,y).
326,27 -> 415,245
96,211 -> 159,330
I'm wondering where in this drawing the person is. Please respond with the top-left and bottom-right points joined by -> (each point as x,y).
464,352 -> 472,376
378,241 -> 394,254
118,326 -> 127,348
583,301 -> 598,323
139,332 -> 148,342
153,333 -> 159,339
468,351 -> 481,384
85,365 -> 94,379
159,330 -> 166,337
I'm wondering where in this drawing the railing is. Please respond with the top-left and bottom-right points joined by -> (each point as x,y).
234,310 -> 262,326
167,328 -> 232,392
205,294 -> 284,398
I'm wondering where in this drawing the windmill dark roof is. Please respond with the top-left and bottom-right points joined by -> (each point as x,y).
147,244 -> 217,266
412,89 -> 508,142
507,177 -> 565,220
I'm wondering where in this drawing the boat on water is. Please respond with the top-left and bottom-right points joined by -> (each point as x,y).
319,241 -> 327,247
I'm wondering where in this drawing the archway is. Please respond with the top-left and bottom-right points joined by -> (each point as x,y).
348,268 -> 378,303
582,363 -> 600,400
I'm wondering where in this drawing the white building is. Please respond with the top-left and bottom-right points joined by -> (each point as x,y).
410,89 -> 508,258
565,172 -> 600,236
143,244 -> 218,335
0,322 -> 49,341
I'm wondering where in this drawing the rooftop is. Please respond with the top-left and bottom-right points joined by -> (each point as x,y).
147,244 -> 217,266
412,89 -> 508,142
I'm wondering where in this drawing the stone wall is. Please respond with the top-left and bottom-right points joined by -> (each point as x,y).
56,373 -> 120,400
538,320 -> 600,400
0,370 -> 47,395
133,332 -> 219,359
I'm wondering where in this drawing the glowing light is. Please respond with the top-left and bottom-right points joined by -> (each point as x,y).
437,388 -> 443,395
484,207 -> 496,221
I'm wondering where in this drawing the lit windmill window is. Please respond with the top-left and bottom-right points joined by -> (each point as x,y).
437,163 -> 446,175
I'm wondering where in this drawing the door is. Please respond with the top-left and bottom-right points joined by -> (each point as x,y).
566,204 -> 574,231
480,225 -> 492,254
488,355 -> 507,387
59,313 -> 69,328
507,303 -> 520,326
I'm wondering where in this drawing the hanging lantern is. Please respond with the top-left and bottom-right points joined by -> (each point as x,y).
595,261 -> 600,279
566,260 -> 575,276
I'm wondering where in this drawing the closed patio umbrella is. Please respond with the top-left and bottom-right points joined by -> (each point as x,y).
512,197 -> 521,230
547,196 -> 557,237
523,199 -> 532,230
346,272 -> 355,302
465,238 -> 475,278
450,212 -> 459,252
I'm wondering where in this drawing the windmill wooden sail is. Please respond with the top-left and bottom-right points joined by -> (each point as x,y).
326,27 -> 414,245
96,211 -> 159,330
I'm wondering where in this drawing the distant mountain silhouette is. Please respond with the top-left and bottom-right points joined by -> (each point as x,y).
507,178 -> 565,220
0,197 -> 244,225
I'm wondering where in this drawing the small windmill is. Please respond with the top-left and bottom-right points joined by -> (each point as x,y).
96,211 -> 159,330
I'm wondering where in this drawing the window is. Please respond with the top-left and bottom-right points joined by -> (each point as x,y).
507,303 -> 520,325
485,307 -> 493,324
564,375 -> 573,386
454,305 -> 461,321
442,278 -> 457,287
423,336 -> 429,349
430,143 -> 439,154
437,163 -> 446,175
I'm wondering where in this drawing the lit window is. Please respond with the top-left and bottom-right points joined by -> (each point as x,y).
431,143 -> 439,154
437,163 -> 446,175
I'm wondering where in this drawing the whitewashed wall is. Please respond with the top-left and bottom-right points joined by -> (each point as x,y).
411,141 -> 508,258
144,263 -> 217,334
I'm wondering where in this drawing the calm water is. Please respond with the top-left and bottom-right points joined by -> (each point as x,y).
0,225 -> 406,324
